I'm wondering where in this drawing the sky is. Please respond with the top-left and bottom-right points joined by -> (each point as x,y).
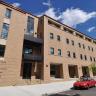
4,0 -> 96,39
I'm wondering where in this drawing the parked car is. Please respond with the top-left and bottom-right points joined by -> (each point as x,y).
73,76 -> 96,89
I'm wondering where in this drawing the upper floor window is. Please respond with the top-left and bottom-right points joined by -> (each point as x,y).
5,8 -> 12,19
66,38 -> 69,44
83,44 -> 85,49
50,47 -> 54,55
0,45 -> 5,57
73,52 -> 76,58
27,16 -> 34,33
88,46 -> 90,50
67,51 -> 71,57
58,49 -> 61,56
90,56 -> 92,62
1,23 -> 9,39
80,54 -> 83,60
78,43 -> 81,48
57,35 -> 60,41
92,47 -> 93,52
71,40 -> 74,46
50,33 -> 54,39
84,55 -> 87,60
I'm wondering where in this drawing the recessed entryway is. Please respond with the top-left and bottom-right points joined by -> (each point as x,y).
68,65 -> 79,78
50,64 -> 63,79
82,66 -> 90,76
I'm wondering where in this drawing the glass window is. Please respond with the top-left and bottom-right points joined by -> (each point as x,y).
84,55 -> 87,60
71,40 -> 74,46
83,44 -> 85,49
24,47 -> 32,54
80,54 -> 83,60
67,51 -> 71,57
57,35 -> 60,41
0,45 -> 5,57
50,47 -> 54,55
1,23 -> 9,39
88,46 -> 90,50
58,49 -> 61,56
78,43 -> 81,48
5,8 -> 12,19
27,16 -> 34,33
90,56 -> 92,62
73,52 -> 76,58
50,33 -> 54,39
66,38 -> 69,44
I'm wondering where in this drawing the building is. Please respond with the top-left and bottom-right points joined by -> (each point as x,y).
0,0 -> 96,86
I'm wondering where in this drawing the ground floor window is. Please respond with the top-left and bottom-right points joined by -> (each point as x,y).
50,64 -> 63,79
68,65 -> 78,78
82,66 -> 90,77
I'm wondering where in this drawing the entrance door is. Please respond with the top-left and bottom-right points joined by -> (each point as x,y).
23,63 -> 32,79
82,66 -> 90,77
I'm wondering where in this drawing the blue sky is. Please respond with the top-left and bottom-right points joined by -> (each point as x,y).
5,0 -> 96,39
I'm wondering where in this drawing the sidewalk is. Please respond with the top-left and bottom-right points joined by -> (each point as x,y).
0,80 -> 75,96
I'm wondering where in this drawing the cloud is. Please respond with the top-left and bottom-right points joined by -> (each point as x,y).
37,7 -> 96,27
87,27 -> 96,32
12,2 -> 21,7
59,8 -> 96,27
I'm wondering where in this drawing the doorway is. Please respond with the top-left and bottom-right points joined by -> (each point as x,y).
50,64 -> 63,79
68,65 -> 78,78
23,63 -> 32,79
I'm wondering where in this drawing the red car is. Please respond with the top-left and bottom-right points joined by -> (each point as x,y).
73,76 -> 96,89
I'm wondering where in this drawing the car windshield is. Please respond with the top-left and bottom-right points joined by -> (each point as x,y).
79,76 -> 93,81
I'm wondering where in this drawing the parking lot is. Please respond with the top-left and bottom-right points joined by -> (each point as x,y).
49,87 -> 96,96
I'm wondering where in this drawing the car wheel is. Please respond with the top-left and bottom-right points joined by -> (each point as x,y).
86,85 -> 89,90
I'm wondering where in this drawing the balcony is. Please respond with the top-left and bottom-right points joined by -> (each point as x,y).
23,54 -> 42,61
24,34 -> 43,44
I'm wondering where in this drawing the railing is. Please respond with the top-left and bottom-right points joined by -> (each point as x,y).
24,33 -> 43,44
23,54 -> 42,61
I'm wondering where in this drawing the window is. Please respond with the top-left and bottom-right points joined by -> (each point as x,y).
84,55 -> 87,60
24,47 -> 32,54
88,46 -> 90,50
58,49 -> 61,56
93,57 -> 96,62
83,44 -> 85,49
0,45 -> 5,57
50,33 -> 54,39
78,43 -> 81,48
67,51 -> 71,57
1,23 -> 9,39
57,35 -> 60,41
27,16 -> 34,33
66,38 -> 69,44
80,54 -> 83,60
90,56 -> 92,62
71,40 -> 74,46
50,47 -> 54,55
92,47 -> 93,52
73,52 -> 76,58
5,8 -> 12,19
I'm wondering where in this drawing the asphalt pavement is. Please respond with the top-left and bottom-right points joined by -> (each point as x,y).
49,87 -> 96,96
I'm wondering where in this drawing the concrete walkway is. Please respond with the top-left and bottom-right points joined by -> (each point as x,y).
0,80 -> 75,96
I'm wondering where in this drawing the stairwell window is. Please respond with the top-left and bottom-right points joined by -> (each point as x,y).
5,8 -> 12,19
1,23 -> 9,39
27,16 -> 34,33
57,35 -> 60,41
